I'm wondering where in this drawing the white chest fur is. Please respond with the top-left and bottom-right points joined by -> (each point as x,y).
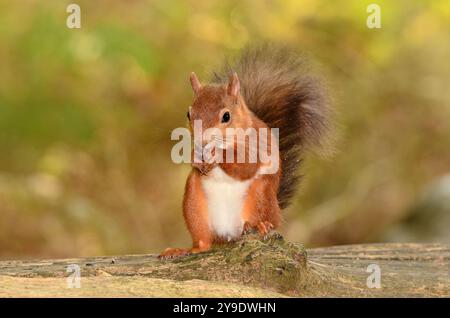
201,167 -> 251,240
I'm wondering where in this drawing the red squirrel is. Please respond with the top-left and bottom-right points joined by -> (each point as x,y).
159,46 -> 330,259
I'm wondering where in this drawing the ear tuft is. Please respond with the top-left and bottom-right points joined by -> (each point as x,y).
227,72 -> 240,98
190,72 -> 201,95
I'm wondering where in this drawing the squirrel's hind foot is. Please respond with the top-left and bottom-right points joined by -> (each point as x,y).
158,247 -> 191,259
257,221 -> 274,239
242,221 -> 274,240
158,244 -> 212,260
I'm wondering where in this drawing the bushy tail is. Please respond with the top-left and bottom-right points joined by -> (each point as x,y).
213,45 -> 331,209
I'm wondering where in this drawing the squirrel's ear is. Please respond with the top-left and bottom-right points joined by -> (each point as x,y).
227,72 -> 240,98
190,72 -> 202,95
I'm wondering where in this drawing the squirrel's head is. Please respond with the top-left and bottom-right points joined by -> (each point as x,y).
187,72 -> 252,146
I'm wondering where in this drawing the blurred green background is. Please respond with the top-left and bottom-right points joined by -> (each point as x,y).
0,0 -> 449,259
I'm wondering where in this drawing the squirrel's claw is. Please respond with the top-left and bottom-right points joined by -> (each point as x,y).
158,247 -> 191,260
242,221 -> 253,235
257,221 -> 274,239
242,221 -> 274,239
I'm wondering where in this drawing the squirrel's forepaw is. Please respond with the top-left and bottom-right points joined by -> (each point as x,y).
158,247 -> 191,260
192,161 -> 215,176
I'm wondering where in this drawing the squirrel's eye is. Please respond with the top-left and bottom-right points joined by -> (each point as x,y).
187,111 -> 190,120
221,111 -> 231,123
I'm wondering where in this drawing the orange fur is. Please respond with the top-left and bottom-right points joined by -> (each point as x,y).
242,174 -> 281,228
159,170 -> 212,258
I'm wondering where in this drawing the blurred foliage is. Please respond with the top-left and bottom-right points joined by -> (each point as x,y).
0,0 -> 449,259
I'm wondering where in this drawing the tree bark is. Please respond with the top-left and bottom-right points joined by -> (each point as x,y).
0,232 -> 448,297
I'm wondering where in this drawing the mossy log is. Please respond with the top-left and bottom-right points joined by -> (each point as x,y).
0,232 -> 448,297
